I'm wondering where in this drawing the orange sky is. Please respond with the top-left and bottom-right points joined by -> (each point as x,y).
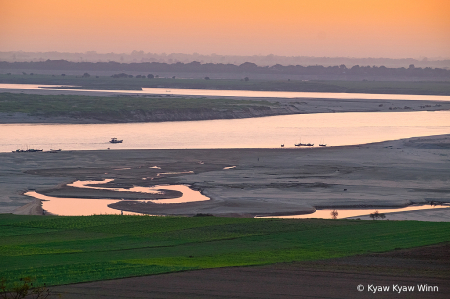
1,0 -> 449,58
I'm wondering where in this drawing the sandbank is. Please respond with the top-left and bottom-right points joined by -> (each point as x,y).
1,87 -> 449,124
1,134 -> 449,220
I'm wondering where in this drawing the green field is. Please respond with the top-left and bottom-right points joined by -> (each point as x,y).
0,92 -> 274,116
1,214 -> 449,289
1,73 -> 450,95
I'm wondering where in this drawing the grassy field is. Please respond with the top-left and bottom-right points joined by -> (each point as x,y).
1,73 -> 450,94
0,92 -> 274,116
1,214 -> 449,289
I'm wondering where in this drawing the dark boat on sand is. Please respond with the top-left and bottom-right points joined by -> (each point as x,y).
48,149 -> 62,153
12,148 -> 43,153
295,142 -> 313,147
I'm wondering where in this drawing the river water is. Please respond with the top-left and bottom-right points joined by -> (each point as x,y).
1,83 -> 450,101
4,83 -> 449,217
1,111 -> 449,152
25,179 -> 210,216
2,83 -> 449,152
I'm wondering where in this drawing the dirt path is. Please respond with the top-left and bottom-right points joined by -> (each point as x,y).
12,198 -> 43,215
51,243 -> 449,298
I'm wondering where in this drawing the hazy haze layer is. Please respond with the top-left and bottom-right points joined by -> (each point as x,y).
1,0 -> 449,59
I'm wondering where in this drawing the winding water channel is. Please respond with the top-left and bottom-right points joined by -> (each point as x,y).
25,179 -> 210,216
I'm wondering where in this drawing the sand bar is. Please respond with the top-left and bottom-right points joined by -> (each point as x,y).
1,134 -> 449,220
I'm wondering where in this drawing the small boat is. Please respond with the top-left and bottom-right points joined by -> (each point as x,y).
319,144 -> 327,147
281,144 -> 284,148
27,149 -> 43,152
48,149 -> 62,153
109,138 -> 123,143
295,142 -> 310,147
12,148 -> 43,153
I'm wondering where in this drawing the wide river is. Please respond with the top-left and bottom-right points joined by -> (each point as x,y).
1,83 -> 450,152
1,83 -> 450,101
1,111 -> 449,152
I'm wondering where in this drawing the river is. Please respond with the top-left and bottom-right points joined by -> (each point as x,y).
1,83 -> 450,101
2,111 -> 449,152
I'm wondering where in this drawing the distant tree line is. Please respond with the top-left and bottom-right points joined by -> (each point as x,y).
0,60 -> 449,78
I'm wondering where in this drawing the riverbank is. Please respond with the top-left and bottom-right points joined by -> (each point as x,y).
4,134 -> 449,220
1,88 -> 449,124
12,198 -> 43,215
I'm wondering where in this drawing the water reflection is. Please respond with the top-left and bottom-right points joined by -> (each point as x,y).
260,205 -> 450,219
2,111 -> 450,152
25,191 -> 142,216
1,83 -> 450,101
142,88 -> 450,102
24,179 -> 210,216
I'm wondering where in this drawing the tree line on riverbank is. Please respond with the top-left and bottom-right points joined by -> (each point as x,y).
1,60 -> 449,79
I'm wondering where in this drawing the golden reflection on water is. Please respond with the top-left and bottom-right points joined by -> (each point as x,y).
2,111 -> 450,152
24,179 -> 210,216
262,205 -> 450,219
25,191 -> 141,216
2,84 -> 450,102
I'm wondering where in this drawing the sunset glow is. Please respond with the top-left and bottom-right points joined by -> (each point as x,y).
1,0 -> 449,58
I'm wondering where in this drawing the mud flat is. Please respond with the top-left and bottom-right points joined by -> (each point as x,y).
2,134 -> 450,219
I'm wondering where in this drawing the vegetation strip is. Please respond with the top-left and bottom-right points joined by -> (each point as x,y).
1,214 -> 449,290
0,92 -> 275,117
1,74 -> 450,94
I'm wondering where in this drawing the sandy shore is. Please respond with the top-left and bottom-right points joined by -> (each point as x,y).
12,198 -> 43,215
1,134 -> 449,220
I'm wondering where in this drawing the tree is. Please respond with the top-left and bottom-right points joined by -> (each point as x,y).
330,210 -> 338,219
111,73 -> 128,78
147,74 -> 154,79
1,276 -> 55,299
82,73 -> 90,78
369,211 -> 385,220
239,62 -> 258,69
244,77 -> 249,81
204,76 -> 210,80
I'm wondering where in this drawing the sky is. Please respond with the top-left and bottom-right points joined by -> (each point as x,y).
1,0 -> 449,59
